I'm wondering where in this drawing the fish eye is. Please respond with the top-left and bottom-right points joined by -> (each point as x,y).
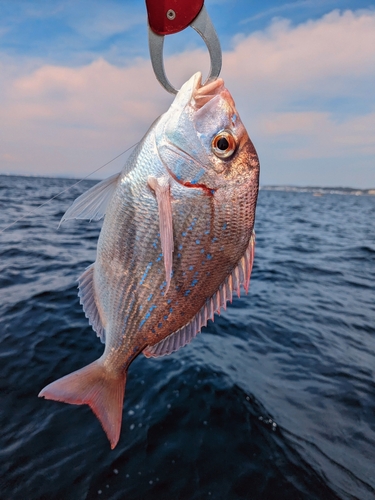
211,130 -> 236,159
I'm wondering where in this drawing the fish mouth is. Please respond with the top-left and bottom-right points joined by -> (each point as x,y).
191,73 -> 225,110
157,73 -> 228,194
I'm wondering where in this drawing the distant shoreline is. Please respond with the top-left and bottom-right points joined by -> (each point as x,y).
260,186 -> 375,196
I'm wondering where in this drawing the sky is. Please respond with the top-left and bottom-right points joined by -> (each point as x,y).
0,0 -> 374,187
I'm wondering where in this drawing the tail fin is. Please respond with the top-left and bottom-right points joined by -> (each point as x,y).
39,360 -> 126,449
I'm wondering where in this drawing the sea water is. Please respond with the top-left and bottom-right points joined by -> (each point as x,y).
0,175 -> 374,499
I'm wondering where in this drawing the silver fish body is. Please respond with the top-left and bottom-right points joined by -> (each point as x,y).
39,73 -> 260,448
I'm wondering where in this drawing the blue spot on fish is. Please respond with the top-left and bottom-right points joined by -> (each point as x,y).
143,305 -> 157,325
147,294 -> 153,301
158,323 -> 163,328
140,262 -> 153,285
195,239 -> 200,244
222,222 -> 227,230
192,169 -> 205,184
188,220 -> 196,231
200,249 -> 205,254
184,290 -> 191,296
164,315 -> 168,320
207,254 -> 213,260
182,232 -> 187,237
178,245 -> 183,250
189,265 -> 194,271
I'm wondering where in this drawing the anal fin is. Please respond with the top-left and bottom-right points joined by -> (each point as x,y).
78,264 -> 106,343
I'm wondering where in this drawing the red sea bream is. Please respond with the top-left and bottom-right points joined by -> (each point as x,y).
39,72 -> 260,448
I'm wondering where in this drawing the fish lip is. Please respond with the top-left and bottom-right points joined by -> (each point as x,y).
172,72 -> 225,113
191,74 -> 225,110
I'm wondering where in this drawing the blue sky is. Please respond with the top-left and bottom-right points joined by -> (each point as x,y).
1,0 -> 374,187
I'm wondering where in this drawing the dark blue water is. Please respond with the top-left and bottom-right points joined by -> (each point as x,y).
0,175 -> 374,500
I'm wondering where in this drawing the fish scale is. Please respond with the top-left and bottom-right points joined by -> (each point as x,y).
39,72 -> 260,448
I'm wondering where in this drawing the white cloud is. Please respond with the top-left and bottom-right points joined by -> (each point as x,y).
224,9 -> 375,102
0,58 -> 170,178
1,9 -> 375,186
259,111 -> 375,158
241,0 -> 324,24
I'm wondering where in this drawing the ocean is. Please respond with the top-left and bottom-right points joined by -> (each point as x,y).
0,174 -> 374,500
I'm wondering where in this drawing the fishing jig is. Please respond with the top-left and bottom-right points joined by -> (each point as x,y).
145,0 -> 222,94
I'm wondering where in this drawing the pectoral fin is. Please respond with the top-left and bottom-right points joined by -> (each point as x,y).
60,172 -> 120,224
148,176 -> 174,293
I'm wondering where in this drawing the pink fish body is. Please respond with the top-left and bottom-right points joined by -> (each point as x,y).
39,73 -> 260,448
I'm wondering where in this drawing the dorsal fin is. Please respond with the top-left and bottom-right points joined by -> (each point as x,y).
143,231 -> 255,358
147,175 -> 174,293
78,264 -> 106,343
60,172 -> 120,224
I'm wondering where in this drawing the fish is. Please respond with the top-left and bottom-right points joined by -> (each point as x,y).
39,72 -> 260,449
